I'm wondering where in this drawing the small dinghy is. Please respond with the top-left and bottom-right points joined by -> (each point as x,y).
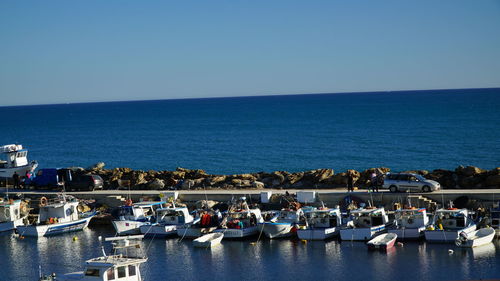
367,233 -> 397,250
455,227 -> 495,248
193,232 -> 224,248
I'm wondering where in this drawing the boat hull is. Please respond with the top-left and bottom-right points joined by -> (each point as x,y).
297,227 -> 339,240
177,227 -> 217,239
456,228 -> 495,248
424,225 -> 476,243
139,224 -> 177,237
340,225 -> 386,241
112,220 -> 148,235
367,233 -> 397,250
193,233 -> 224,247
0,217 -> 25,232
215,226 -> 260,239
17,216 -> 93,237
0,163 -> 37,179
261,222 -> 295,239
388,226 -> 426,240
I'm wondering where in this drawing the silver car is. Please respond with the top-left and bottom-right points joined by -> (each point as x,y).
383,173 -> 440,193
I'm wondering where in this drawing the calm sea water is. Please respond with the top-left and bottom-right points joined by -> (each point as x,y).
0,88 -> 499,174
0,225 -> 499,281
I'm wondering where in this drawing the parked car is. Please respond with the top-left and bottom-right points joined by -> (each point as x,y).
382,173 -> 440,193
25,168 -> 103,191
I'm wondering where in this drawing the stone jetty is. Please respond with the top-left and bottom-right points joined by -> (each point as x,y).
74,163 -> 500,190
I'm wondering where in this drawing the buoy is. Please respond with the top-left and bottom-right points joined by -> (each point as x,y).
301,240 -> 307,244
397,242 -> 404,247
73,236 -> 78,241
250,242 -> 256,245
98,236 -> 102,242
19,236 -> 25,240
448,249 -> 454,254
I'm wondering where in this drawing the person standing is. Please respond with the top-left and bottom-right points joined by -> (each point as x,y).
347,173 -> 354,192
12,172 -> 20,189
370,171 -> 377,192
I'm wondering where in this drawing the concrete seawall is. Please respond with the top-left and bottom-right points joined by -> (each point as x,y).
2,188 -> 499,209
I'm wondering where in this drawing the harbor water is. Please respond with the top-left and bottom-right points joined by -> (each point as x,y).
0,225 -> 499,281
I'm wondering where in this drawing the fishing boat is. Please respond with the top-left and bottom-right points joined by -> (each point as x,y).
388,208 -> 429,240
339,207 -> 390,241
111,200 -> 167,235
193,232 -> 224,248
176,209 -> 221,239
17,195 -> 95,237
0,198 -> 29,232
260,202 -> 304,239
0,144 -> 37,179
214,197 -> 264,239
455,227 -> 495,248
367,233 -> 398,250
424,208 -> 476,243
40,235 -> 148,281
297,207 -> 343,240
139,204 -> 194,237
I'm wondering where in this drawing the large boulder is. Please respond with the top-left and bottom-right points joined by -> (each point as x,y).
455,166 -> 485,177
89,162 -> 105,170
147,179 -> 165,189
252,181 -> 265,189
485,175 -> 500,187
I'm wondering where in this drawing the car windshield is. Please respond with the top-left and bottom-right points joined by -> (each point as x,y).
414,175 -> 426,181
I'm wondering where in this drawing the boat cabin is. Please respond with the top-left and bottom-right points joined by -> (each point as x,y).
304,208 -> 342,228
226,208 -> 263,229
82,256 -> 146,281
115,201 -> 166,221
275,208 -> 304,223
0,144 -> 28,169
349,208 -> 389,228
432,208 -> 472,230
394,208 -> 428,228
38,200 -> 80,224
0,199 -> 23,223
155,206 -> 194,225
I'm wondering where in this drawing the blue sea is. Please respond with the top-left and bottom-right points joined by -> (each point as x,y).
1,88 -> 499,173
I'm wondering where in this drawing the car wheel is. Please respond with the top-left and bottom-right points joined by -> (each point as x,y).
422,185 -> 431,192
88,185 -> 95,191
389,185 -> 398,193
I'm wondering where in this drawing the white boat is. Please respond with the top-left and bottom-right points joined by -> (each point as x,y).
339,207 -> 390,241
176,209 -> 221,239
260,207 -> 304,239
40,235 -> 148,281
0,144 -> 37,179
193,232 -> 224,248
214,198 -> 264,239
139,205 -> 194,237
0,198 -> 28,232
367,233 -> 398,250
424,208 -> 476,243
111,201 -> 167,235
297,207 -> 343,240
455,227 -> 495,248
17,195 -> 95,237
388,208 -> 429,240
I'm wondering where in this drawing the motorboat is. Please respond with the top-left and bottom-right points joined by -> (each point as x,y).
424,208 -> 476,243
177,209 -> 222,239
339,207 -> 390,241
367,233 -> 398,250
40,235 -> 148,281
455,227 -> 495,248
260,203 -> 304,239
297,207 -> 343,240
214,197 -> 264,239
0,198 -> 29,232
17,195 -> 95,237
139,204 -> 194,237
193,232 -> 224,248
0,144 -> 37,179
111,200 -> 167,235
388,208 -> 429,240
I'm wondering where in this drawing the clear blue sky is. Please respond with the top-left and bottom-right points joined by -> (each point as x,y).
1,1 -> 499,106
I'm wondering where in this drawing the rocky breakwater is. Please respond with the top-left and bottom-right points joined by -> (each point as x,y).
72,163 -> 500,190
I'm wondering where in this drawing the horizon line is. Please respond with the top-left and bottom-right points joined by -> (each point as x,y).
2,86 -> 500,108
